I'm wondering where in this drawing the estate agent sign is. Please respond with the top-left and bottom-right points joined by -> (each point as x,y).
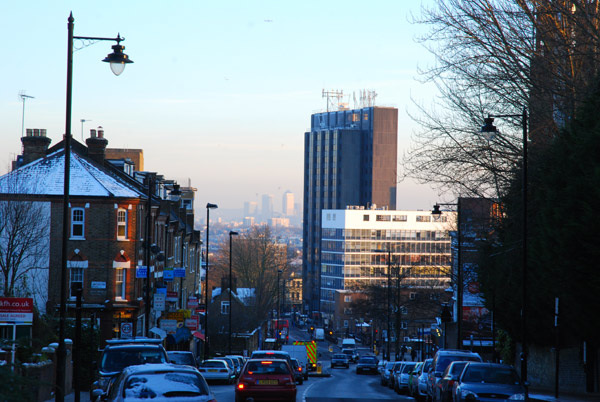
0,297 -> 34,323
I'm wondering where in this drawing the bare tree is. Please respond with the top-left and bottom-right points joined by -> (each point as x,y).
406,0 -> 600,198
0,199 -> 49,302
212,225 -> 289,327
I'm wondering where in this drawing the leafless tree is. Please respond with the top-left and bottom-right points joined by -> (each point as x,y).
212,225 -> 289,327
406,0 -> 600,198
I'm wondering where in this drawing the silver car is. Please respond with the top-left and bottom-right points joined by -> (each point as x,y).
415,358 -> 433,401
99,363 -> 215,402
198,358 -> 235,384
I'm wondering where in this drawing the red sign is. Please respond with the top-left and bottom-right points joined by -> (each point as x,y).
166,291 -> 178,302
0,297 -> 34,323
187,297 -> 198,308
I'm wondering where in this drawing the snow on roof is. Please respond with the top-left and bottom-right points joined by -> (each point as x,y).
0,149 -> 144,198
212,287 -> 255,305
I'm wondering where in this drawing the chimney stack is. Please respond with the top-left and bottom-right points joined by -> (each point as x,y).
86,126 -> 108,164
21,128 -> 52,166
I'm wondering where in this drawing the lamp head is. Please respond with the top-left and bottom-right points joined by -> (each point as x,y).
102,37 -> 133,76
206,203 -> 218,209
230,231 -> 239,236
431,204 -> 442,215
480,116 -> 497,141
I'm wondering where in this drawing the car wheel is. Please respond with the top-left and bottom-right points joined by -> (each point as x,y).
298,378 -> 303,385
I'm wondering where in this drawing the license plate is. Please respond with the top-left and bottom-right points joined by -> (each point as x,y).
208,369 -> 217,372
257,380 -> 278,385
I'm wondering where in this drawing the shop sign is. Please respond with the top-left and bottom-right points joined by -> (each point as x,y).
187,297 -> 198,308
185,318 -> 198,331
166,291 -> 178,302
154,293 -> 166,311
159,319 -> 178,334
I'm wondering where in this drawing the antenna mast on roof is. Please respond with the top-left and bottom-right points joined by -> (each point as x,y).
19,91 -> 35,138
322,89 -> 344,112
359,89 -> 378,108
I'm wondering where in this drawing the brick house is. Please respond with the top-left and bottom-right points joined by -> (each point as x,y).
0,128 -> 201,345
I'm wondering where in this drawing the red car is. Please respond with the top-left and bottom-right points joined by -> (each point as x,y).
235,358 -> 297,402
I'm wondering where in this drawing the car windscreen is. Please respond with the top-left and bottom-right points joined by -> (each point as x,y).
332,354 -> 346,359
358,357 -> 377,364
437,355 -> 481,373
123,372 -> 209,399
245,361 -> 290,375
167,353 -> 195,366
252,352 -> 289,362
402,363 -> 417,373
101,347 -> 166,373
199,361 -> 225,368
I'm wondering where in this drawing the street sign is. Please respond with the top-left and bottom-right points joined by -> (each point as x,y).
173,267 -> 185,278
185,318 -> 198,331
166,291 -> 178,302
136,266 -> 147,279
163,269 -> 174,281
154,293 -> 166,311
121,322 -> 133,338
187,297 -> 198,308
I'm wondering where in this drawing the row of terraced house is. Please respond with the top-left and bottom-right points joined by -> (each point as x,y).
0,127 -> 204,345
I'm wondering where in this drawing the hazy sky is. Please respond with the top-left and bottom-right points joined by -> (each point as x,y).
1,0 -> 443,216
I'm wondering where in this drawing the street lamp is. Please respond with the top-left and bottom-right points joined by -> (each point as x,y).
57,12 -> 132,402
204,203 -> 218,360
228,230 -> 239,355
481,107 -> 529,383
432,201 -> 462,349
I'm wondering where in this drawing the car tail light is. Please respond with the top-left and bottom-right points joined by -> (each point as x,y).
237,383 -> 245,390
219,369 -> 228,372
298,367 -> 302,372
448,379 -> 456,387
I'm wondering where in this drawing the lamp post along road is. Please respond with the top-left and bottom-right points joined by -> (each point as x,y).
204,203 -> 218,360
228,231 -> 238,355
481,108 -> 528,384
432,201 -> 462,349
277,269 -> 282,341
57,12 -> 132,402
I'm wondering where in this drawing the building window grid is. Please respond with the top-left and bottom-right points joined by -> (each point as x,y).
115,268 -> 126,300
117,209 -> 127,240
71,208 -> 84,238
69,267 -> 83,299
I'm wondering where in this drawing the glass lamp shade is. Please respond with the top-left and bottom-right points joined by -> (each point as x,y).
103,44 -> 133,76
480,117 -> 497,141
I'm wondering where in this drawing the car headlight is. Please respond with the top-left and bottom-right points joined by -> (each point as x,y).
508,393 -> 526,400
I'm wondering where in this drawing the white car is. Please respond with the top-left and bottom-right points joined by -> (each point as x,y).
96,363 -> 216,402
198,359 -> 235,384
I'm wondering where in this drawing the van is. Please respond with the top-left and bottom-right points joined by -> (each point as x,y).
341,338 -> 356,349
314,328 -> 325,341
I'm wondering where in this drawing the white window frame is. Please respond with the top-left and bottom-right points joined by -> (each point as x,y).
115,268 -> 127,300
71,208 -> 85,239
221,301 -> 230,315
344,295 -> 352,303
117,208 -> 128,240
400,321 -> 408,329
410,292 -> 417,300
69,267 -> 84,300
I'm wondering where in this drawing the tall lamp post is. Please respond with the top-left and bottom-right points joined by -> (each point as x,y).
228,231 -> 239,355
57,12 -> 132,402
204,203 -> 218,360
481,108 -> 528,384
277,269 -> 283,340
432,200 -> 462,349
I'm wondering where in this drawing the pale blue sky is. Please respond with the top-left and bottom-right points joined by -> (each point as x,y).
1,0 -> 441,213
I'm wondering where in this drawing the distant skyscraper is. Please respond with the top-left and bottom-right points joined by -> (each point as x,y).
282,191 -> 295,216
261,194 -> 274,221
302,106 -> 398,315
244,201 -> 258,217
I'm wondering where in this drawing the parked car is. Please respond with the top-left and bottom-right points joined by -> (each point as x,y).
413,358 -> 433,401
407,362 -> 423,396
198,359 -> 236,384
434,360 -> 469,402
290,358 -> 304,385
453,362 -> 526,402
380,361 -> 396,386
167,351 -> 197,368
91,338 -> 168,397
219,356 -> 239,378
97,363 -> 216,402
331,353 -> 350,368
356,355 -> 379,374
225,355 -> 245,377
235,358 -> 297,402
395,361 -> 418,394
388,361 -> 403,389
426,350 -> 482,402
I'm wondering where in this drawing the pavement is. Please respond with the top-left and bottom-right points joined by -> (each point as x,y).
44,391 -> 90,402
529,388 -> 600,402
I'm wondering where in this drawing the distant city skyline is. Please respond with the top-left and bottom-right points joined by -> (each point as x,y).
1,1 -> 443,214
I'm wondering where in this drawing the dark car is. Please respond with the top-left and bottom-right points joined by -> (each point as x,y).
341,348 -> 359,363
454,362 -> 526,402
290,358 -> 304,385
91,338 -> 168,398
235,358 -> 297,402
427,350 -> 482,402
331,353 -> 350,368
435,360 -> 469,402
356,355 -> 379,374
167,351 -> 197,368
